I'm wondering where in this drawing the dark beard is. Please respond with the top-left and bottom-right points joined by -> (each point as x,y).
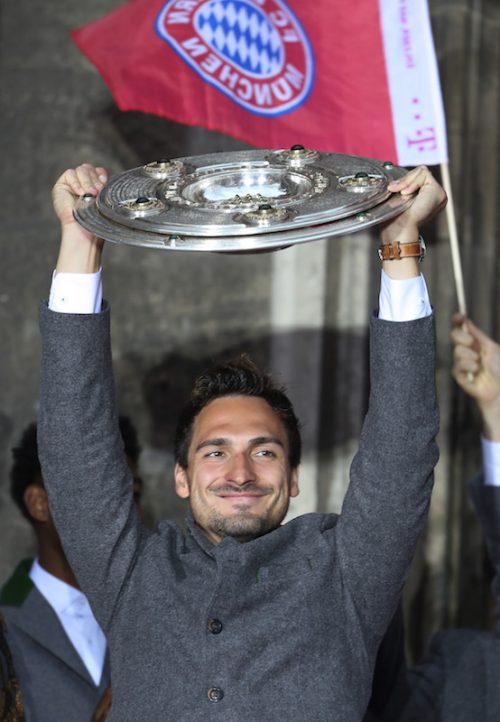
207,510 -> 280,543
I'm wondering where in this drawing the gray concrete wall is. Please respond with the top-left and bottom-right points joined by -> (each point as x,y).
1,0 -> 499,662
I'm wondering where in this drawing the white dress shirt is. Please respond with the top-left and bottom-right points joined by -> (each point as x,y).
482,436 -> 500,487
49,269 -> 103,314
29,560 -> 107,685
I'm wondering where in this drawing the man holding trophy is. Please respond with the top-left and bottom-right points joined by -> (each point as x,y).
36,160 -> 446,721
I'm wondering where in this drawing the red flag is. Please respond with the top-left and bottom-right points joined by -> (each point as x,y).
71,0 -> 447,165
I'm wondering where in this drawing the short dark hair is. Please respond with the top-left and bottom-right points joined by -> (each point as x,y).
10,416 -> 142,523
174,355 -> 301,469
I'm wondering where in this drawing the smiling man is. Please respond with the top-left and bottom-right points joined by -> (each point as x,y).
174,373 -> 300,544
37,162 -> 446,721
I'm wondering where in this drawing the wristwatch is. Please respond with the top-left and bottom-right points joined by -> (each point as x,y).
378,236 -> 426,262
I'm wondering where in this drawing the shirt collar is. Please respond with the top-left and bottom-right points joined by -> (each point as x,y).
29,559 -> 86,615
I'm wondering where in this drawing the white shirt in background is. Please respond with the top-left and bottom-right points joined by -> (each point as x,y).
29,559 -> 106,685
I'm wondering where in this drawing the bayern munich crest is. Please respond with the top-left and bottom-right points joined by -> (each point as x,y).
155,0 -> 314,116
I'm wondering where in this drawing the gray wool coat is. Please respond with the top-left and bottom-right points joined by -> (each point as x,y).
38,303 -> 439,722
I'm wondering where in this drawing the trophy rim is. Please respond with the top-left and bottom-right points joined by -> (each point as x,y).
74,148 -> 412,252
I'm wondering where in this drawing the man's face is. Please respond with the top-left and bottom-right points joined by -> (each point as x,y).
175,395 -> 299,544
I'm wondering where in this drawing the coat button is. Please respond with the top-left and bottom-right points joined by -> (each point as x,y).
207,618 -> 223,634
207,687 -> 224,702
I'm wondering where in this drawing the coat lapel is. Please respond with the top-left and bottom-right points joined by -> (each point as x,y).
1,561 -> 96,687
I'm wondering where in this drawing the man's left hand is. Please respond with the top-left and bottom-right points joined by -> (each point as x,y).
382,165 -> 447,245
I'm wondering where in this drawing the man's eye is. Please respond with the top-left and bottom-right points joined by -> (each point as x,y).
205,450 -> 224,458
255,449 -> 275,458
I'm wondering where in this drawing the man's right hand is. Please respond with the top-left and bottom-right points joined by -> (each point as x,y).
451,313 -> 500,441
52,163 -> 108,274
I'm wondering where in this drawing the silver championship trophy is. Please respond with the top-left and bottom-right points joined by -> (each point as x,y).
74,146 -> 413,253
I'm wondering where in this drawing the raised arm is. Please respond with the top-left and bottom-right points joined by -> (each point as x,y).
451,315 -> 500,442
38,164 -> 145,630
332,166 -> 445,639
451,317 -> 500,624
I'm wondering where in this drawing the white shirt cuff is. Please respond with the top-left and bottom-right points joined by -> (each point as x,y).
48,267 -> 429,320
482,436 -> 500,487
378,269 -> 432,322
49,269 -> 102,314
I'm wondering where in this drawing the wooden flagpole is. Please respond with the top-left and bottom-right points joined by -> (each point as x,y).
440,162 -> 467,315
440,162 -> 475,383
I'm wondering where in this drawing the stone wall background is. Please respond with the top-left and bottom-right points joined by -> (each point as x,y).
0,0 -> 499,663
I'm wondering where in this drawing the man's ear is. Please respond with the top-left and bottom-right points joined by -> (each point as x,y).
289,467 -> 300,498
23,485 -> 50,523
174,464 -> 190,499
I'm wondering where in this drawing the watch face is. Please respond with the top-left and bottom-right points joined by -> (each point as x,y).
74,148 -> 414,253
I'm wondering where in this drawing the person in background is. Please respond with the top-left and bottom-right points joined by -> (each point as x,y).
0,417 -> 143,722
399,314 -> 500,721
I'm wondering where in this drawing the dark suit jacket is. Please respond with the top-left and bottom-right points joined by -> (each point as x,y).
0,560 -> 110,722
401,628 -> 500,722
400,475 -> 500,721
468,473 -> 500,631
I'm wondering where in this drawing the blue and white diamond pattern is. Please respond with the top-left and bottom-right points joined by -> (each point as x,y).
195,0 -> 284,78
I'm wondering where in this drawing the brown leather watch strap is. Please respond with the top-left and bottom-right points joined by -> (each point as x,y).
378,237 -> 425,262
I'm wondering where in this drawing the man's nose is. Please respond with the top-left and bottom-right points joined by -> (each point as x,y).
226,453 -> 255,484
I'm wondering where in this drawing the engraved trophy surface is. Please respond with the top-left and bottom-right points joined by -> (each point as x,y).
74,146 -> 413,252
